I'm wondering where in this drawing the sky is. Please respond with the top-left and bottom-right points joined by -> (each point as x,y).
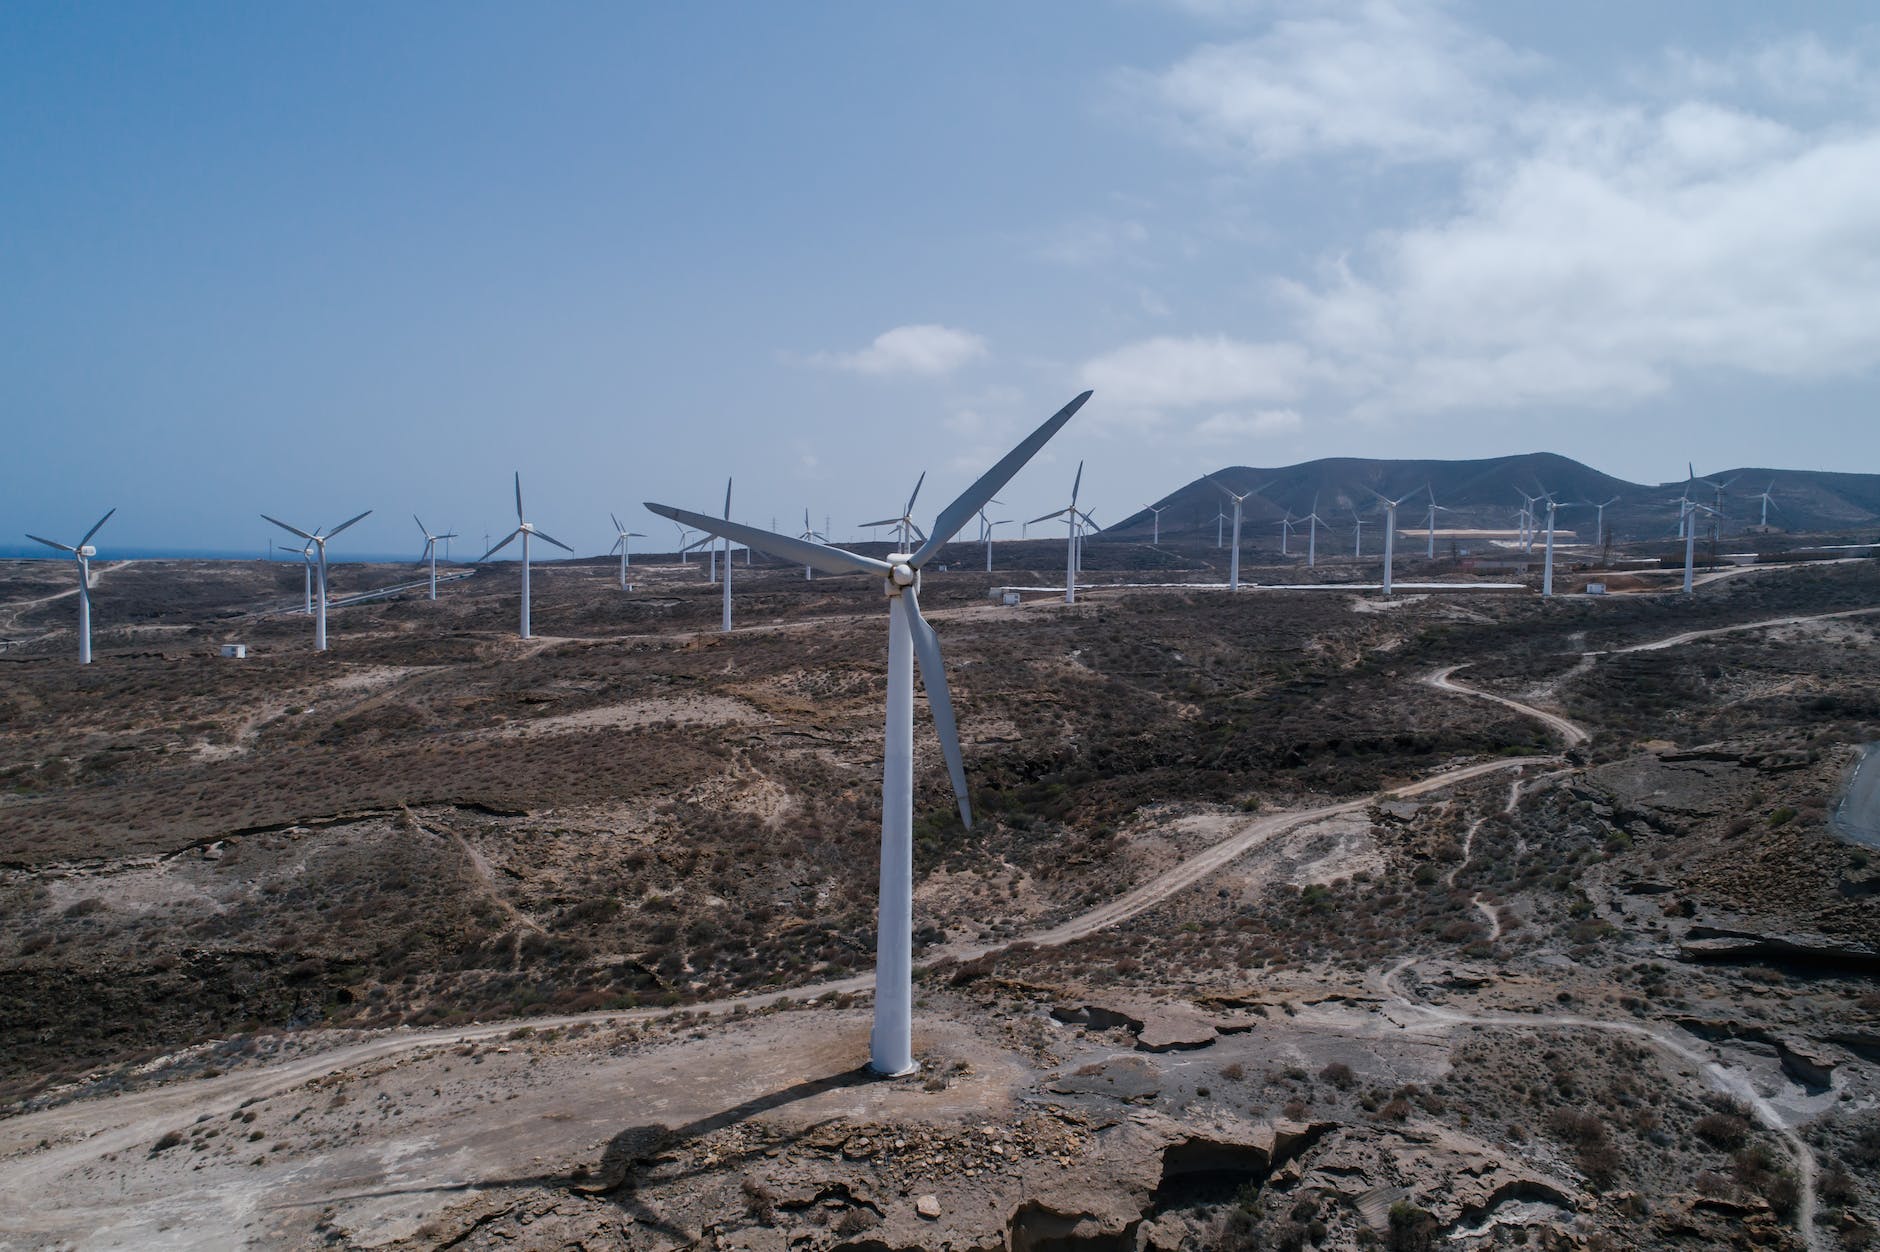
4,1 -> 1878,556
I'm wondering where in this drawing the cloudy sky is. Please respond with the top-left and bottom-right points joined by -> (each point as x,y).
4,2 -> 1877,554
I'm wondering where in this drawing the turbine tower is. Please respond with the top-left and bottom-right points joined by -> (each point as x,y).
475,473 -> 571,640
262,509 -> 371,652
1351,506 -> 1365,559
1679,496 -> 1718,593
719,480 -> 733,632
414,515 -> 458,600
1588,496 -> 1620,551
1302,497 -> 1325,569
1028,461 -> 1094,604
797,509 -> 829,580
645,390 -> 1092,1076
1368,487 -> 1421,597
25,508 -> 115,664
861,473 -> 928,550
1534,491 -> 1574,597
1278,512 -> 1296,557
977,509 -> 1012,573
1754,483 -> 1781,528
608,513 -> 647,589
1144,503 -> 1167,545
1422,488 -> 1451,559
1208,476 -> 1268,593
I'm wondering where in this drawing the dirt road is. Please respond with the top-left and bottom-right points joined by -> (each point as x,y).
1421,665 -> 1589,746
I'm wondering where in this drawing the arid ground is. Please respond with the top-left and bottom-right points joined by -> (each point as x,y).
1,543 -> 1877,1250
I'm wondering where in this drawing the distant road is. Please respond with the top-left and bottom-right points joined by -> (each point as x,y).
1422,664 -> 1589,746
1833,743 -> 1880,850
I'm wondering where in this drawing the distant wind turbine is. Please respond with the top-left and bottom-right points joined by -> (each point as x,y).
1029,461 -> 1095,604
1302,495 -> 1325,569
1754,483 -> 1781,528
861,473 -> 928,550
977,508 -> 1012,573
1678,495 -> 1718,594
1144,503 -> 1167,545
1278,511 -> 1296,558
1209,476 -> 1269,592
414,515 -> 457,600
1586,496 -> 1620,551
645,390 -> 1092,1076
1533,489 -> 1573,597
608,513 -> 647,589
1368,486 -> 1422,597
1351,506 -> 1366,559
262,508 -> 371,652
796,509 -> 828,580
1422,488 -> 1451,559
25,508 -> 115,664
475,473 -> 571,640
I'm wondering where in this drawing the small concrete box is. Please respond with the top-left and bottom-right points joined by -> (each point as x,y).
1001,590 -> 1022,607
1584,583 -> 1607,596
220,643 -> 247,658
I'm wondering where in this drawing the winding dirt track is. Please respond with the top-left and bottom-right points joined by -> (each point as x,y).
1380,959 -> 1821,1252
1605,604 -> 1880,653
1422,664 -> 1589,746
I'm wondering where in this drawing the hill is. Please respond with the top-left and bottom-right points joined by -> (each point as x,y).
1108,454 -> 1880,542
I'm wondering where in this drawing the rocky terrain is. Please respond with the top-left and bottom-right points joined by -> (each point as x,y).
0,545 -> 1876,1250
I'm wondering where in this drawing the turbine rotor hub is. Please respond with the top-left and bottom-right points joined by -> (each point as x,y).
887,558 -> 916,588
77,546 -> 96,558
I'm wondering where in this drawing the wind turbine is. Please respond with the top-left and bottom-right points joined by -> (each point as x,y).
414,515 -> 457,600
1422,488 -> 1451,559
1278,512 -> 1296,558
797,509 -> 828,580
1028,461 -> 1094,605
1351,506 -> 1366,559
1302,495 -> 1325,569
1679,496 -> 1718,594
25,508 -> 115,664
1368,486 -> 1422,597
719,480 -> 733,632
1517,490 -> 1543,553
1754,483 -> 1781,529
1587,496 -> 1620,551
608,513 -> 647,589
1534,491 -> 1574,597
861,473 -> 928,549
1208,477 -> 1268,592
645,390 -> 1092,1076
475,473 -> 571,640
261,509 -> 371,652
977,509 -> 1012,573
288,538 -> 314,613
1144,502 -> 1167,545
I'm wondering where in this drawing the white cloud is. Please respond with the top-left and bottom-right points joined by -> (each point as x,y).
1141,0 -> 1533,163
1194,408 -> 1303,441
809,324 -> 988,377
1079,335 -> 1316,410
1115,7 -> 1880,422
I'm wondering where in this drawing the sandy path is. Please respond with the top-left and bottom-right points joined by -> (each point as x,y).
1379,958 -> 1820,1251
1605,604 -> 1880,654
1422,664 -> 1589,746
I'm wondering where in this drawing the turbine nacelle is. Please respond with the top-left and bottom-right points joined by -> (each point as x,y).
77,545 -> 97,558
888,557 -> 916,586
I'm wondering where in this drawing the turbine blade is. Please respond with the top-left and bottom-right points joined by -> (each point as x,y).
905,585 -> 971,830
904,470 -> 926,518
477,529 -> 523,561
609,537 -> 624,554
611,511 -> 624,534
79,508 -> 116,549
414,513 -> 428,538
723,478 -> 733,519
532,528 -> 575,553
261,514 -> 315,542
859,516 -> 904,530
1028,508 -> 1070,525
910,390 -> 1092,569
645,503 -> 892,578
514,472 -> 524,523
327,510 -> 372,539
26,533 -> 76,553
1071,460 -> 1084,507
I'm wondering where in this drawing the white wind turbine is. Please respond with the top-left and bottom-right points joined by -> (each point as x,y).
288,537 -> 315,613
1422,487 -> 1451,559
796,509 -> 828,580
1754,483 -> 1781,528
262,509 -> 371,651
1302,495 -> 1325,569
718,480 -> 733,632
861,473 -> 928,550
1678,495 -> 1718,594
977,508 -> 1012,573
1144,502 -> 1167,545
1533,490 -> 1574,597
1208,476 -> 1268,592
1028,461 -> 1094,605
1517,490 -> 1542,553
1351,505 -> 1366,559
1586,496 -> 1620,551
608,513 -> 647,589
1278,511 -> 1296,558
475,473 -> 571,640
25,508 -> 115,665
1368,486 -> 1421,597
646,390 -> 1092,1076
414,515 -> 458,600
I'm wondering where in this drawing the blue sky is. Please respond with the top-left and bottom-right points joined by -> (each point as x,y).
4,2 -> 1877,555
